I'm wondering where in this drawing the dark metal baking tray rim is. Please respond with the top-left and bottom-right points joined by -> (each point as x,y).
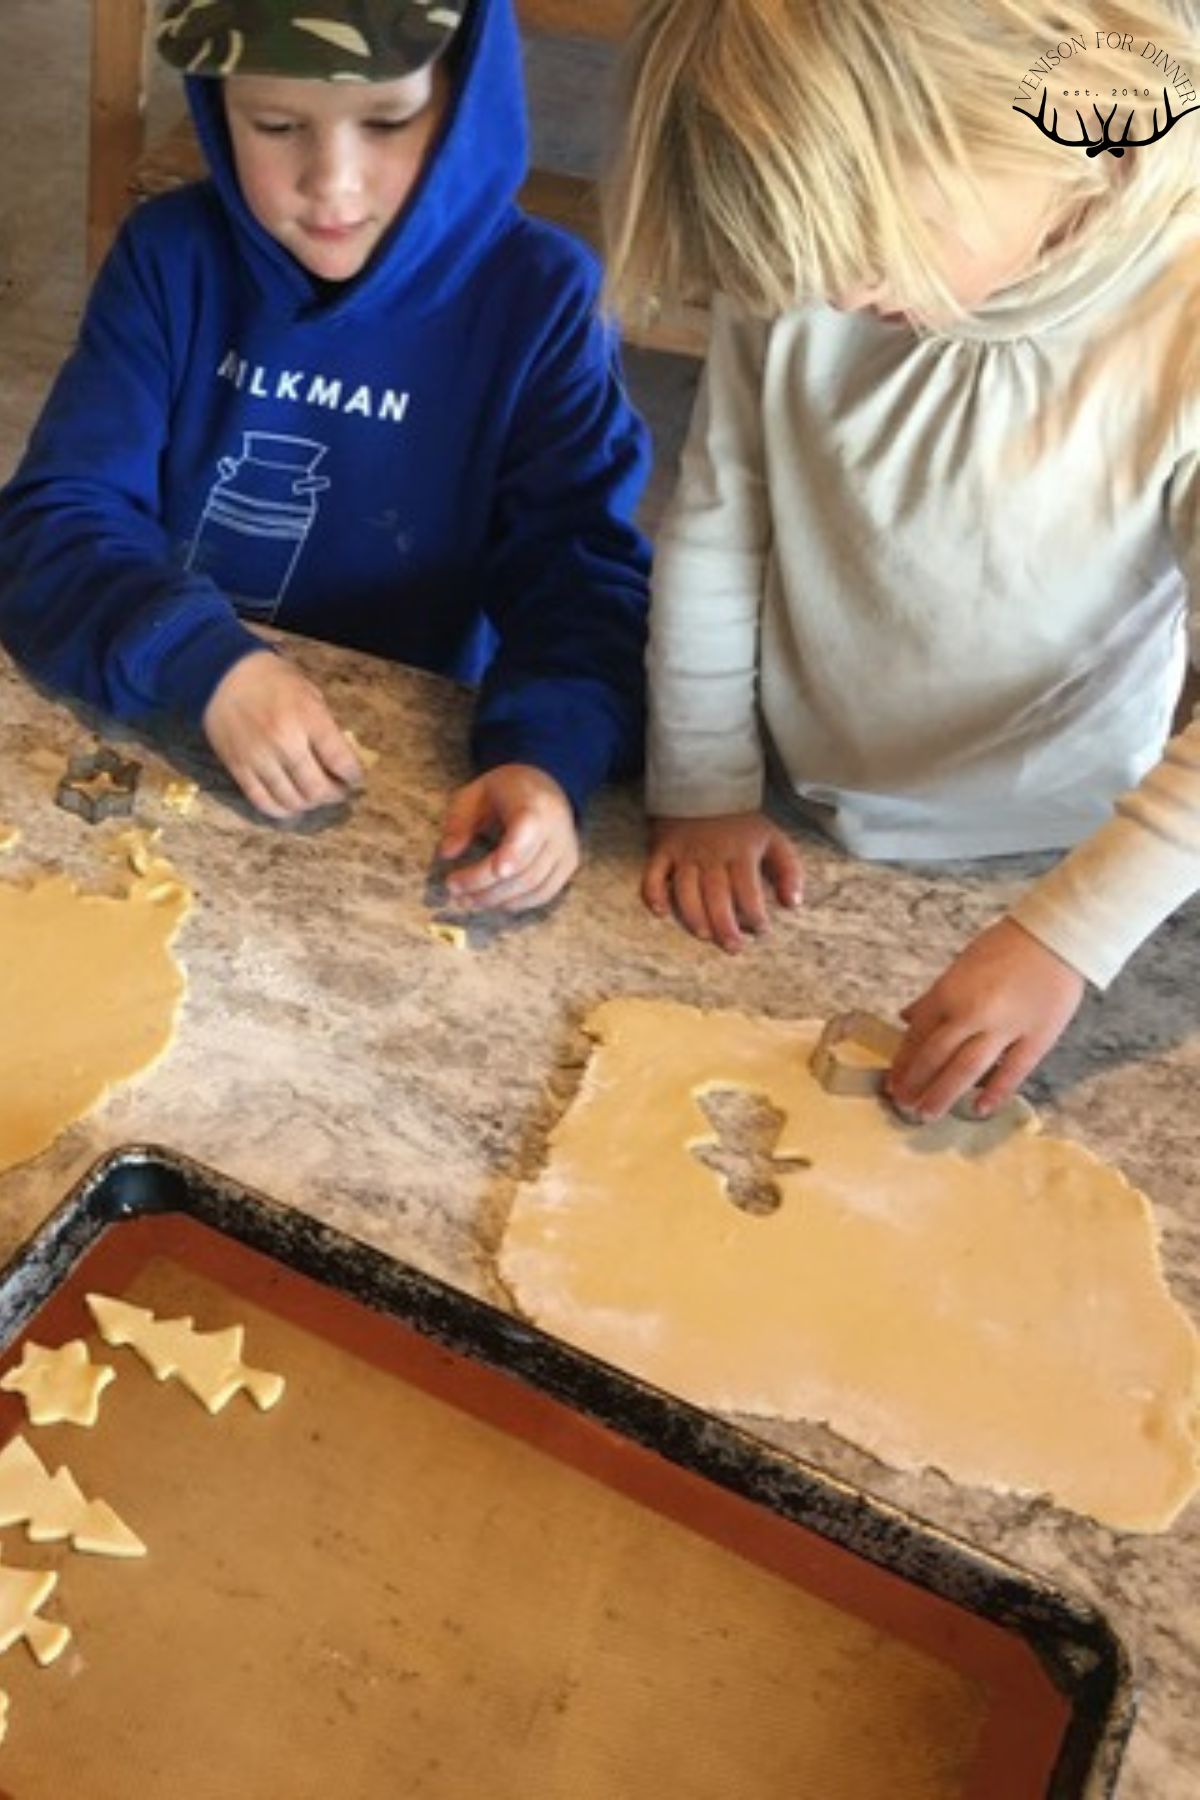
0,1143 -> 1134,1800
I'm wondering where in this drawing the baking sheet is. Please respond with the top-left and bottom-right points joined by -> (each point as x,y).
0,1149 -> 1132,1797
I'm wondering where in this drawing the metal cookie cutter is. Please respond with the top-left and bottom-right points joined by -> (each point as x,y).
810,1010 -> 1035,1155
55,746 -> 142,824
810,1010 -> 902,1096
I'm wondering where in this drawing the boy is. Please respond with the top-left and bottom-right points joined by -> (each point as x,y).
0,0 -> 650,913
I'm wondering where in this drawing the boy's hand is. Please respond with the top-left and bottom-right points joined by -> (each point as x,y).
887,918 -> 1085,1121
643,812 -> 804,952
439,764 -> 580,912
203,650 -> 363,819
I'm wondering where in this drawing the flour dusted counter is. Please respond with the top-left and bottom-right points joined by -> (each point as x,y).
0,633 -> 1197,1797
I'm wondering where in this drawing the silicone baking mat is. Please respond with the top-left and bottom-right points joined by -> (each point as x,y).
0,1149 -> 1131,1798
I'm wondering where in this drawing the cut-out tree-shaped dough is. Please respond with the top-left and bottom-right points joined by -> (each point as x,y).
0,1435 -> 145,1557
86,1295 -> 285,1415
0,1556 -> 70,1665
500,997 -> 1200,1534
0,1339 -> 115,1426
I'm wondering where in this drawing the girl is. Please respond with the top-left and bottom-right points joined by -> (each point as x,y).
604,0 -> 1200,1119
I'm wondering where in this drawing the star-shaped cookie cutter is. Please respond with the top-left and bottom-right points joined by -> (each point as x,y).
55,746 -> 142,824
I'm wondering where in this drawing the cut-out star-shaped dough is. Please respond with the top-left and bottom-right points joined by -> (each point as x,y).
0,1435 -> 145,1557
0,1555 -> 70,1666
87,1295 -> 285,1415
0,1339 -> 116,1427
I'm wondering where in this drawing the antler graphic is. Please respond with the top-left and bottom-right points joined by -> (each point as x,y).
1014,84 -> 1200,156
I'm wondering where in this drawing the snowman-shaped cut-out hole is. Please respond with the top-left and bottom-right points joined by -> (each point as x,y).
691,1087 -> 812,1217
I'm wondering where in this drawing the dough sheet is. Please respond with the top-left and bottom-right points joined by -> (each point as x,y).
500,999 -> 1200,1533
0,865 -> 191,1175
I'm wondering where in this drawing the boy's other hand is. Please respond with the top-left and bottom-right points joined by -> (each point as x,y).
203,650 -> 363,819
643,812 -> 804,953
887,918 -> 1085,1121
439,765 -> 580,912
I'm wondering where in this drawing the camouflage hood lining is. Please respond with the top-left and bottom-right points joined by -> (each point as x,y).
157,0 -> 465,81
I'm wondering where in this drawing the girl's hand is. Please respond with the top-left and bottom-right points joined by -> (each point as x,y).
643,812 -> 804,952
887,918 -> 1085,1121
203,650 -> 363,819
439,765 -> 580,912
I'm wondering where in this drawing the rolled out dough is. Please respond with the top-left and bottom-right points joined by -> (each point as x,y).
0,863 -> 191,1175
499,999 -> 1200,1534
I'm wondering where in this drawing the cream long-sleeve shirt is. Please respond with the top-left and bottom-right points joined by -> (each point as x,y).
648,206 -> 1200,989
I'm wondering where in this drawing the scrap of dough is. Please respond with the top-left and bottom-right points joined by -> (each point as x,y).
427,920 -> 468,950
161,779 -> 199,816
0,1435 -> 145,1557
344,730 -> 380,771
0,827 -> 19,854
500,998 -> 1200,1534
86,1295 -> 285,1415
106,826 -> 162,876
0,862 -> 191,1175
0,1556 -> 70,1665
0,1340 -> 115,1427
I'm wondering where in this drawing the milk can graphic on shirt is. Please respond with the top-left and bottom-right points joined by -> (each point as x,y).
186,433 -> 332,621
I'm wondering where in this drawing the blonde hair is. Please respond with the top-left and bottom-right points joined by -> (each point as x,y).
603,0 -> 1200,325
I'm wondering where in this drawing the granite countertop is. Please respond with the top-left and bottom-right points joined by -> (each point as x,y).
0,635 -> 1196,1797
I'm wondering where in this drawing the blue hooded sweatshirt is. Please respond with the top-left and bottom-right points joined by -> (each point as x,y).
0,0 -> 650,816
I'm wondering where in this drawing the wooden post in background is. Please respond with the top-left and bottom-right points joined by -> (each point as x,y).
518,1 -> 630,39
87,0 -> 150,274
